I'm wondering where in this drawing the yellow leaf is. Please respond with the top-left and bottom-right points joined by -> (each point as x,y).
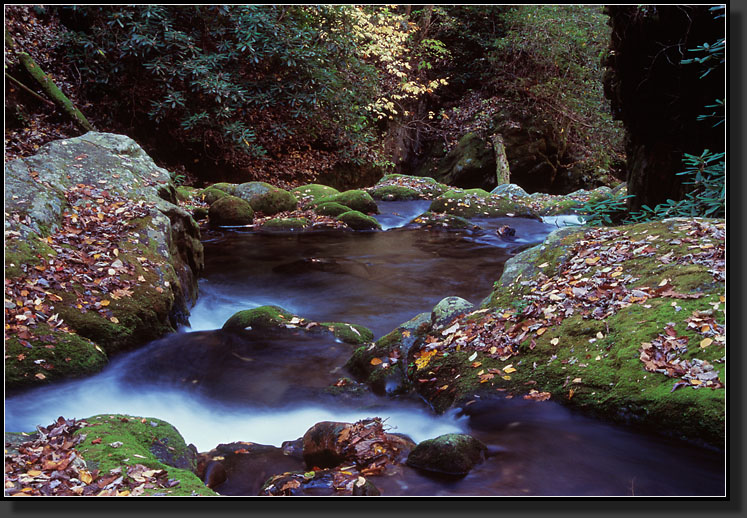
504,365 -> 517,373
572,377 -> 582,384
415,349 -> 437,370
501,375 -> 511,380
690,379 -> 702,385
596,332 -> 604,339
550,338 -> 560,346
110,317 -> 119,324
568,388 -> 575,399
489,346 -> 497,354
701,325 -> 710,333
536,328 -> 546,336
402,330 -> 411,338
101,300 -> 110,306
610,271 -> 622,278
117,490 -> 131,496
700,338 -> 713,349
26,470 -> 42,477
719,295 -> 725,303
79,470 -> 93,484
585,257 -> 600,265
34,373 -> 46,380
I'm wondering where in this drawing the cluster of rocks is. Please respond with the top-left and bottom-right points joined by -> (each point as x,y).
195,418 -> 488,496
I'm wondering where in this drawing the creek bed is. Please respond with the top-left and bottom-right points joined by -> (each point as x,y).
4,201 -> 724,496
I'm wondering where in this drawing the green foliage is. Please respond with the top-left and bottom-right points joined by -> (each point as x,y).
55,5 -> 428,175
488,5 -> 624,173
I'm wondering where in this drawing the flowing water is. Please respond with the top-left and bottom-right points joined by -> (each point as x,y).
4,202 -> 724,496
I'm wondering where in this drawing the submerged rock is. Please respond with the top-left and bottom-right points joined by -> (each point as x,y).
406,433 -> 487,476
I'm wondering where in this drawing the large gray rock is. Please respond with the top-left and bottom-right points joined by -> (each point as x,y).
4,132 -> 204,388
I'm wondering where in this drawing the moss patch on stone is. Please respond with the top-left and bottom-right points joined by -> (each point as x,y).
208,195 -> 254,226
222,305 -> 297,330
429,188 -> 539,219
337,210 -> 382,231
74,414 -> 216,496
320,322 -> 374,345
369,185 -> 421,201
314,202 -> 351,217
292,184 -> 340,206
318,190 -> 379,214
197,186 -> 229,205
259,217 -> 310,231
4,323 -> 108,390
409,211 -> 478,231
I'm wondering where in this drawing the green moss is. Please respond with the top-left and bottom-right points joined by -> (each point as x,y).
259,217 -> 310,231
429,189 -> 539,219
314,202 -> 351,217
337,210 -> 382,231
175,186 -> 195,203
409,211 -> 477,230
197,186 -> 229,205
74,414 -> 216,496
247,188 -> 298,216
291,184 -> 340,206
4,236 -> 57,278
210,182 -> 237,195
320,322 -> 374,345
208,195 -> 254,226
318,190 -> 379,214
4,323 -> 108,390
222,305 -> 297,330
370,185 -> 421,201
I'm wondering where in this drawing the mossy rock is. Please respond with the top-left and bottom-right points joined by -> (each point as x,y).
197,186 -> 230,205
235,182 -> 298,215
406,433 -> 487,476
409,211 -> 478,230
320,322 -> 374,345
74,414 -> 216,496
369,185 -> 421,201
259,217 -> 310,231
314,202 -> 351,217
337,210 -> 382,231
429,188 -> 539,219
291,184 -> 340,206
432,296 -> 474,329
318,190 -> 379,214
175,186 -> 196,203
208,195 -> 254,226
433,133 -> 497,190
4,324 -> 108,390
210,182 -> 237,195
222,305 -> 297,330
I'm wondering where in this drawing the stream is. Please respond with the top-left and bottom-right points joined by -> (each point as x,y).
4,201 -> 725,496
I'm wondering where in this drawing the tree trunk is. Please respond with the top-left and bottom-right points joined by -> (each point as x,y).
5,29 -> 95,132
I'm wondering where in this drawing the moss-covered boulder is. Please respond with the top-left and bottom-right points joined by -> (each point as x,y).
197,186 -> 230,205
4,132 -> 204,389
314,201 -> 351,217
258,217 -> 310,231
210,182 -> 238,195
175,186 -> 196,203
235,181 -> 298,215
406,433 -> 487,476
409,211 -> 478,231
429,188 -> 539,219
317,189 -> 379,214
337,210 -> 382,231
222,306 -> 374,346
369,174 -> 449,200
208,195 -> 254,226
73,414 -> 216,496
291,184 -> 340,207
369,185 -> 421,201
383,218 -> 725,447
222,305 -> 297,330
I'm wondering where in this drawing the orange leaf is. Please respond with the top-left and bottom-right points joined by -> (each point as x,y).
370,358 -> 382,366
536,328 -> 546,336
